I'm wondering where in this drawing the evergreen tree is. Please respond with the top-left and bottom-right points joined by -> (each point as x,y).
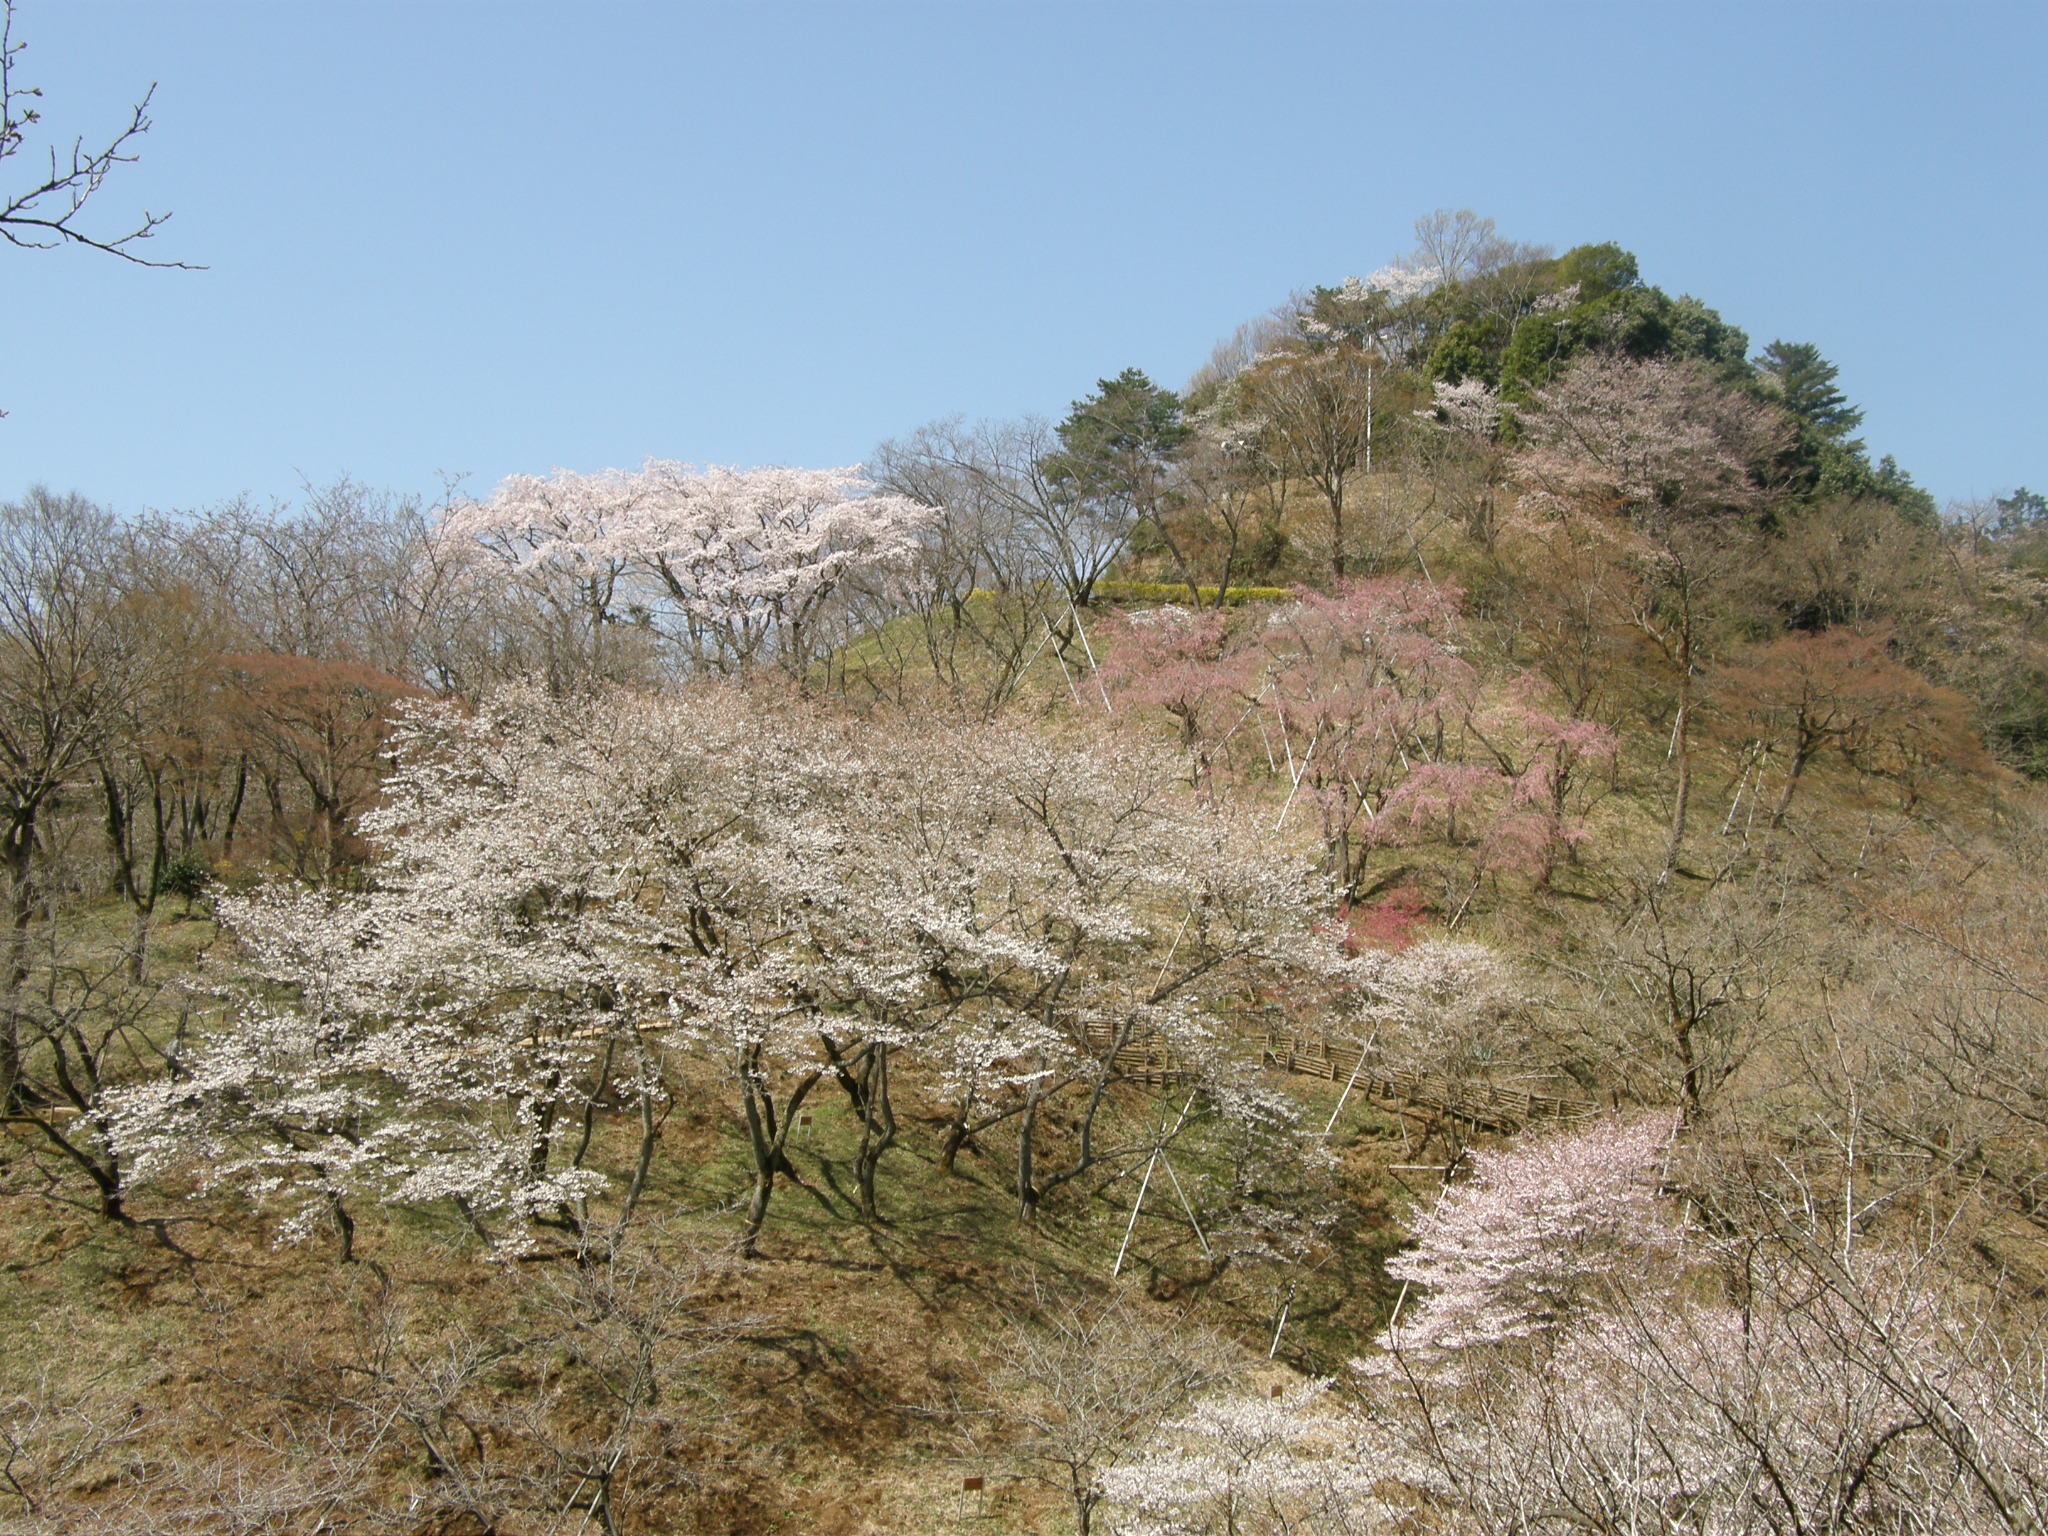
1495,246 -> 1749,400
1044,369 -> 1198,597
1995,486 -> 2048,533
1757,341 -> 1865,444
1049,368 -> 1190,479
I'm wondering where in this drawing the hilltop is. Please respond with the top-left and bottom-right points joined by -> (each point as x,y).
3,211 -> 2045,1534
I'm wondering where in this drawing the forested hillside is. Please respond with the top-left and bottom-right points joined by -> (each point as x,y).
4,211 -> 2046,1535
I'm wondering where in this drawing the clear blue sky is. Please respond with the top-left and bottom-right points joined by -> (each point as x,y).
3,1 -> 2042,516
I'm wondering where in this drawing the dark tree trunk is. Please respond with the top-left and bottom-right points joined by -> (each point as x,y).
618,1064 -> 660,1235
1,808 -> 38,1113
937,1085 -> 973,1177
738,1051 -> 820,1256
221,755 -> 248,861
852,1043 -> 896,1222
1016,1065 -> 1042,1223
331,1190 -> 356,1263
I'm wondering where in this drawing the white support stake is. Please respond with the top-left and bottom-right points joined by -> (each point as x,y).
1152,907 -> 1194,998
1274,734 -> 1318,832
1044,618 -> 1084,707
1255,703 -> 1278,774
1159,1153 -> 1212,1259
1212,686 -> 1268,757
1114,1089 -> 1200,1279
1017,622 -> 1056,679
1386,1279 -> 1412,1333
1323,1028 -> 1378,1135
1269,1282 -> 1296,1358
1067,605 -> 1113,713
1112,1153 -> 1158,1279
1385,1177 -> 1454,1340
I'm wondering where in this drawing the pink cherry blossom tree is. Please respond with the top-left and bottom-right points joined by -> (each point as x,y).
1103,579 -> 1488,899
1462,675 -> 1621,886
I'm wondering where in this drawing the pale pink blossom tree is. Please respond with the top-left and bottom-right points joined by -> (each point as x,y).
437,461 -> 935,681
1118,1117 -> 2047,1536
1510,356 -> 1788,870
1377,1113 -> 1679,1356
1374,1244 -> 2048,1535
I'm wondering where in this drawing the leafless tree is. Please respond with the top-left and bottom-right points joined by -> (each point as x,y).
978,1287 -> 1235,1536
0,490 -> 138,1109
1241,344 -> 1375,583
1171,408 -> 1291,606
1543,872 -> 1792,1123
864,418 -> 1072,710
1186,293 -> 1304,399
878,417 -> 1132,609
5,922 -> 193,1222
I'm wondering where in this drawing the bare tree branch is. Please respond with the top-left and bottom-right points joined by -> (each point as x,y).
0,0 -> 199,269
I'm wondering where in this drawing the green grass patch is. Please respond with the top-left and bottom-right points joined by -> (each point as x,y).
1092,580 -> 1292,606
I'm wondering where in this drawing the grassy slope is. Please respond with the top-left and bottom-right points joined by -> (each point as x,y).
0,550 -> 2026,1532
0,1000 -> 1426,1533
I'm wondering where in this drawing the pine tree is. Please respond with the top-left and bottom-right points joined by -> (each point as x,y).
1757,340 -> 1865,443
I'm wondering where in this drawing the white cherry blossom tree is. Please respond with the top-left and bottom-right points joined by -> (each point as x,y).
1102,1379 -> 1392,1536
436,461 -> 935,682
107,683 -> 1360,1258
103,688 -> 704,1255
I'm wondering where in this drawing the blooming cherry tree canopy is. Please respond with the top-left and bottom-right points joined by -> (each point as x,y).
437,461 -> 936,675
1379,1112 -> 1678,1355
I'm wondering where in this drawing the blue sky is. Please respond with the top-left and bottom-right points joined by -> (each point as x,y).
2,1 -> 2042,515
